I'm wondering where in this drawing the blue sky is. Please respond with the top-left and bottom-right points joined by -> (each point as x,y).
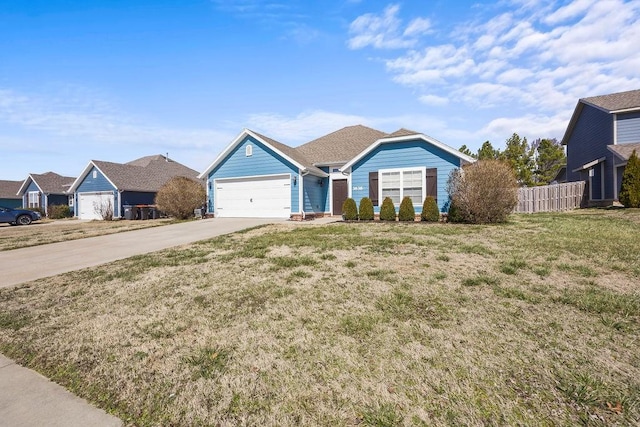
1,0 -> 639,180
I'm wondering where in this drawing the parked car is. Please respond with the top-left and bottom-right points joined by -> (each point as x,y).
0,206 -> 42,225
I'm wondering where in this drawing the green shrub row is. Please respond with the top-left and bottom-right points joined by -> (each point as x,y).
48,204 -> 72,219
342,196 -> 441,222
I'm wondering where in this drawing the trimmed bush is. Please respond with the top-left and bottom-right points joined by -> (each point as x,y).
342,198 -> 358,220
421,196 -> 440,222
358,197 -> 374,221
446,160 -> 517,224
379,197 -> 396,221
48,204 -> 72,219
155,176 -> 207,220
446,200 -> 465,223
398,196 -> 415,221
619,149 -> 640,208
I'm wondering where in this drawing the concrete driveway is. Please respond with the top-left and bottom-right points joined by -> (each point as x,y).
0,217 -> 280,289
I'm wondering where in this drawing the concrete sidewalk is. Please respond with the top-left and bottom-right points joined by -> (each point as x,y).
0,354 -> 122,427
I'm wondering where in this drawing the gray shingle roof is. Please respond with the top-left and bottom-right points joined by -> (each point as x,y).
582,89 -> 640,112
608,142 -> 640,161
295,125 -> 388,165
386,128 -> 421,138
0,180 -> 22,199
93,155 -> 200,192
30,172 -> 76,194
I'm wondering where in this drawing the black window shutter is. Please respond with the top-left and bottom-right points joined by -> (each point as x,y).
369,171 -> 379,206
425,168 -> 437,203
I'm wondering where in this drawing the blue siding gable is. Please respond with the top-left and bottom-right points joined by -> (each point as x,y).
350,139 -> 462,212
75,166 -> 117,216
22,180 -> 46,209
617,111 -> 640,144
76,166 -> 116,193
206,135 -> 301,214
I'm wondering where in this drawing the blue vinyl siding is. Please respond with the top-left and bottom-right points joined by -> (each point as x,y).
617,111 -> 640,144
303,175 -> 328,214
121,191 -> 156,206
206,135 -> 300,215
48,194 -> 68,206
76,166 -> 117,216
0,198 -> 21,208
22,180 -> 46,209
350,139 -> 462,212
566,105 -> 615,199
76,167 -> 116,193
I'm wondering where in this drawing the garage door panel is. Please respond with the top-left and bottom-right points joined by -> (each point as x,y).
216,175 -> 291,218
78,192 -> 115,220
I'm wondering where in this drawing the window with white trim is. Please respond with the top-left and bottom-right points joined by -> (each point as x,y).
28,191 -> 40,208
380,168 -> 424,205
246,145 -> 253,157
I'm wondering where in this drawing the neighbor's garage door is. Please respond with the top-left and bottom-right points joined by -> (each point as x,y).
78,192 -> 115,220
216,175 -> 291,218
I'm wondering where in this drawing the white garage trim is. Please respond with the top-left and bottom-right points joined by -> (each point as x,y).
78,191 -> 115,220
215,174 -> 291,218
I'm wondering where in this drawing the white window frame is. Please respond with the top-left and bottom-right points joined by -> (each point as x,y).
28,191 -> 40,208
245,144 -> 253,157
379,167 -> 425,206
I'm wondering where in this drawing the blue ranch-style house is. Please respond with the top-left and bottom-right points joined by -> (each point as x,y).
68,155 -> 200,220
563,88 -> 640,203
16,172 -> 75,216
198,125 -> 475,219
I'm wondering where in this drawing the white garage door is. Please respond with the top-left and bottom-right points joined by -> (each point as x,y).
216,175 -> 291,218
78,192 -> 115,220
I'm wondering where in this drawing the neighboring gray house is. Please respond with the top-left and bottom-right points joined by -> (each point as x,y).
563,88 -> 640,203
198,125 -> 475,219
16,172 -> 76,215
68,155 -> 200,219
0,180 -> 23,208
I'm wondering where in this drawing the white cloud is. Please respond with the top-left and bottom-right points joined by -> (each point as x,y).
544,0 -> 599,24
369,0 -> 640,135
347,4 -> 430,49
404,17 -> 432,37
480,112 -> 571,142
0,86 -> 235,151
418,94 -> 449,106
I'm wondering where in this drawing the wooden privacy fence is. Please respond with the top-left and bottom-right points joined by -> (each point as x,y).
515,181 -> 587,213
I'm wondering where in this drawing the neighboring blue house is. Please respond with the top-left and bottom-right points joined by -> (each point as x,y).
0,180 -> 23,208
563,88 -> 640,203
16,172 -> 75,216
199,126 -> 475,219
68,155 -> 200,219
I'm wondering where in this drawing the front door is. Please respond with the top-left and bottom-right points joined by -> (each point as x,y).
332,179 -> 348,216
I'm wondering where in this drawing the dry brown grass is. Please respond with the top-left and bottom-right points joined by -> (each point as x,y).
1,209 -> 639,426
0,218 -> 178,251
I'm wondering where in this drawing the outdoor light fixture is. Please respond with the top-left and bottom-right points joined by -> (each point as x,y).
293,176 -> 297,185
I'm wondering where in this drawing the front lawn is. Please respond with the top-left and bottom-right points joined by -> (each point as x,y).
0,210 -> 639,426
